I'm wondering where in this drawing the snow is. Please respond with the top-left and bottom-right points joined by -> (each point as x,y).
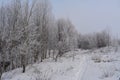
1,50 -> 87,80
1,47 -> 120,80
82,47 -> 120,80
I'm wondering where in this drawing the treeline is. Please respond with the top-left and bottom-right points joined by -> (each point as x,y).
0,0 -> 112,78
78,30 -> 111,49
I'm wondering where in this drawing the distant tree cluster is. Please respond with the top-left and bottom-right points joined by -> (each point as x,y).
78,30 -> 111,49
0,0 -> 78,77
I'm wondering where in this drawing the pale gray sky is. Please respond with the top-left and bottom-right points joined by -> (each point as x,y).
51,0 -> 120,38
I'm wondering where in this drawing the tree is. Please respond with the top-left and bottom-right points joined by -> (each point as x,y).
56,18 -> 78,61
32,0 -> 52,62
20,43 -> 27,73
96,30 -> 111,48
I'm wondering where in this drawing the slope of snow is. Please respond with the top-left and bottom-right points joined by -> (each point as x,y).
1,50 -> 89,80
1,47 -> 120,80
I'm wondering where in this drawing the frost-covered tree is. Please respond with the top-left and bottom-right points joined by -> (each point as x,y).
56,18 -> 78,60
78,30 -> 111,49
96,30 -> 111,48
32,0 -> 52,62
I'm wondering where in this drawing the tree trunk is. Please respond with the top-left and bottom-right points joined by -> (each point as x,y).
21,54 -> 26,73
22,65 -> 25,73
49,49 -> 51,57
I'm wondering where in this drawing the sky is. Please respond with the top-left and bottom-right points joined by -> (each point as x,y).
50,0 -> 120,38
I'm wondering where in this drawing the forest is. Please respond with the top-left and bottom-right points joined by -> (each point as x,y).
0,0 -> 118,79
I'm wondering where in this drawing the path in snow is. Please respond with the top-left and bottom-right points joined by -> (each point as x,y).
78,50 -> 120,80
81,58 -> 101,80
76,55 -> 88,80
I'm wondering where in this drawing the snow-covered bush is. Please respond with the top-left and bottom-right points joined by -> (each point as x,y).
100,64 -> 116,79
91,54 -> 102,63
92,54 -> 115,63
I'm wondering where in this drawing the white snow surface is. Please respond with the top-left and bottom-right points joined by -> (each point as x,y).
1,47 -> 120,80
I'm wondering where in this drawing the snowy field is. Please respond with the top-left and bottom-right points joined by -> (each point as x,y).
82,47 -> 120,80
1,47 -> 120,80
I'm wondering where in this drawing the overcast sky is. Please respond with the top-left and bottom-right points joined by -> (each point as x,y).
51,0 -> 120,38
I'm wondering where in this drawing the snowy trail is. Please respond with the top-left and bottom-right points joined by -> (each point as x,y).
78,51 -> 120,80
81,61 -> 101,80
77,54 -> 103,80
76,55 -> 88,80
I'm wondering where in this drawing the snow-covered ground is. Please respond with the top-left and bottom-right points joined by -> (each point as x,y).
1,47 -> 120,80
82,48 -> 120,80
